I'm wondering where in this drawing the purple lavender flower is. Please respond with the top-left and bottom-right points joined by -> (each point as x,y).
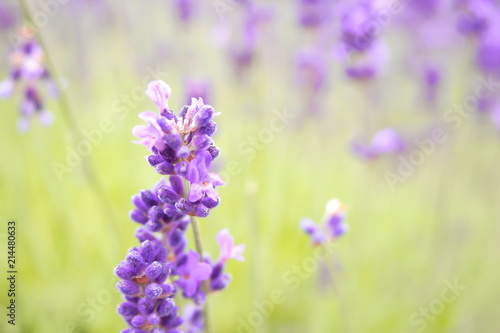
0,27 -> 58,132
185,151 -> 225,204
0,3 -> 17,30
118,80 -> 244,332
296,0 -> 334,29
175,250 -> 212,298
115,235 -> 182,332
351,128 -> 406,160
216,228 -> 245,264
300,199 -> 348,245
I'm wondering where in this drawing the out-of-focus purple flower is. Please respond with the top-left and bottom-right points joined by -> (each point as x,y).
0,3 -> 17,30
0,27 -> 58,132
352,128 -> 406,160
345,40 -> 390,80
175,250 -> 212,297
300,218 -> 326,245
296,49 -> 328,92
174,0 -> 196,23
184,78 -> 210,105
216,228 -> 245,264
423,65 -> 441,104
296,0 -> 334,29
340,1 -> 376,53
183,304 -> 204,333
229,3 -> 274,78
491,102 -> 500,130
300,199 -> 348,245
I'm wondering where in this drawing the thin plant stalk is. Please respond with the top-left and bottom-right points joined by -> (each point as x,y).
183,179 -> 213,333
19,0 -> 122,248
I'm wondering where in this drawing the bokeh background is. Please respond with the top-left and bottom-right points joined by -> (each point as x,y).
1,0 -> 500,332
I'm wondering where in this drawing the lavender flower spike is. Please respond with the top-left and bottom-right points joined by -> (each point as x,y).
119,79 -> 243,333
300,199 -> 348,245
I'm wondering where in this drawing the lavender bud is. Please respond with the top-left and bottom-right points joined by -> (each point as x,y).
145,219 -> 163,232
131,315 -> 146,328
168,229 -> 184,248
165,133 -> 182,150
130,209 -> 148,224
160,108 -> 175,121
116,280 -> 140,296
164,205 -> 181,217
126,251 -> 146,271
169,175 -> 184,196
156,161 -> 174,175
148,206 -> 164,223
145,283 -> 163,299
175,198 -> 193,214
145,261 -> 163,281
155,263 -> 171,284
193,203 -> 210,217
191,105 -> 214,129
156,117 -> 174,133
140,190 -> 157,207
155,246 -> 167,262
175,145 -> 190,159
114,261 -> 134,280
148,313 -> 160,325
174,161 -> 188,177
157,186 -> 180,204
135,228 -> 156,242
139,240 -> 155,264
179,105 -> 188,118
189,134 -> 213,152
138,298 -> 156,315
117,302 -> 139,318
211,273 -> 231,291
207,145 -> 220,159
161,283 -> 176,296
157,298 -> 175,316
147,154 -> 164,167
202,196 -> 219,209
197,120 -> 216,136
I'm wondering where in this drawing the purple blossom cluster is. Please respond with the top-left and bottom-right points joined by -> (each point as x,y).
115,80 -> 244,333
351,128 -> 406,160
0,27 -> 57,132
300,199 -> 349,246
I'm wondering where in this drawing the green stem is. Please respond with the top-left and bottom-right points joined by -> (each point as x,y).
183,179 -> 213,333
19,0 -> 122,249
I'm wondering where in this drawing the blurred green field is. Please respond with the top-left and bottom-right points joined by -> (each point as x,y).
1,1 -> 500,333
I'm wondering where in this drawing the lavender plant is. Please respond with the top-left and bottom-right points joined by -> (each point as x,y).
300,199 -> 348,246
115,80 -> 244,333
0,26 -> 58,132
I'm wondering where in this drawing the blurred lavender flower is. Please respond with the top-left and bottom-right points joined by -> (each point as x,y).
0,3 -> 17,30
174,0 -> 197,23
300,199 -> 348,246
345,40 -> 390,81
229,2 -> 274,78
351,128 -> 406,160
296,0 -> 334,29
0,27 -> 57,132
184,79 -> 210,105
